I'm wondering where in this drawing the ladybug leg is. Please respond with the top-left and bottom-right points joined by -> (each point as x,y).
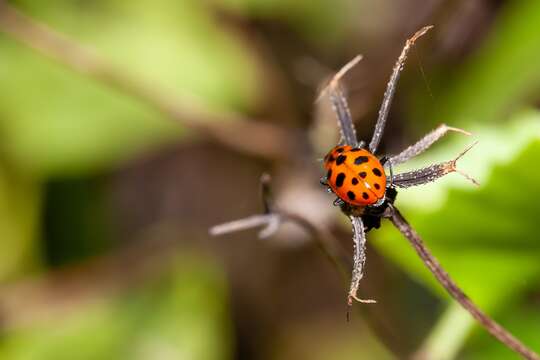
333,197 -> 345,206
393,142 -> 479,188
348,216 -> 376,306
389,124 -> 471,166
320,176 -> 328,185
368,26 -> 433,154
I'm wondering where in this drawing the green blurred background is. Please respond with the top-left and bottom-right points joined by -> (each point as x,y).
0,0 -> 539,359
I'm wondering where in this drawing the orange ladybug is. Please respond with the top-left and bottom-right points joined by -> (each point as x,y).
322,145 -> 387,207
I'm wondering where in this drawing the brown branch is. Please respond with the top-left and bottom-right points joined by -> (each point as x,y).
0,2 -> 300,160
388,205 -> 539,360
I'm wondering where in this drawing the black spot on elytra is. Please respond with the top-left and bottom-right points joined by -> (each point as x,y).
374,183 -> 381,190
352,177 -> 359,185
372,168 -> 382,177
336,173 -> 346,187
327,169 -> 332,180
347,191 -> 356,201
354,156 -> 369,165
327,155 -> 335,163
359,171 -> 367,178
350,148 -> 362,152
336,147 -> 345,153
336,155 -> 347,165
362,192 -> 369,200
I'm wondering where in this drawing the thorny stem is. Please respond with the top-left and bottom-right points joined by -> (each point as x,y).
392,142 -> 479,189
388,205 -> 540,360
369,25 -> 433,154
318,56 -> 363,147
0,1 -> 298,160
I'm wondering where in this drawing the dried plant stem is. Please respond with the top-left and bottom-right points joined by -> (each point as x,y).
0,2 -> 297,159
389,205 -> 539,360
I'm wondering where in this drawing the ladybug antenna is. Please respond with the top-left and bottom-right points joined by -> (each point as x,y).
451,141 -> 480,186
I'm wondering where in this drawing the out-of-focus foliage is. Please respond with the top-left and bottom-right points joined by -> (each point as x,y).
0,168 -> 41,281
0,0 -> 260,176
215,0 -> 348,44
425,1 -> 540,125
0,255 -> 231,360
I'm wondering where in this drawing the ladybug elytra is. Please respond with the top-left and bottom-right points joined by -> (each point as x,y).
323,145 -> 387,207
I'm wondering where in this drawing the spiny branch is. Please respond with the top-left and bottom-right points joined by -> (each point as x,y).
369,25 -> 433,153
388,205 -> 539,360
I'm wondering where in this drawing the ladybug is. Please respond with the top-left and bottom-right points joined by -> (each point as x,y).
322,145 -> 387,207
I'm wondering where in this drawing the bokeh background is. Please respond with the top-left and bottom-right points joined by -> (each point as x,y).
0,0 -> 539,359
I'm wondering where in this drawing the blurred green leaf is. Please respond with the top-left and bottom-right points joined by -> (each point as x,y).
0,0 -> 260,176
0,166 -> 41,280
0,253 -> 232,360
420,1 -> 540,125
214,0 -> 348,45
